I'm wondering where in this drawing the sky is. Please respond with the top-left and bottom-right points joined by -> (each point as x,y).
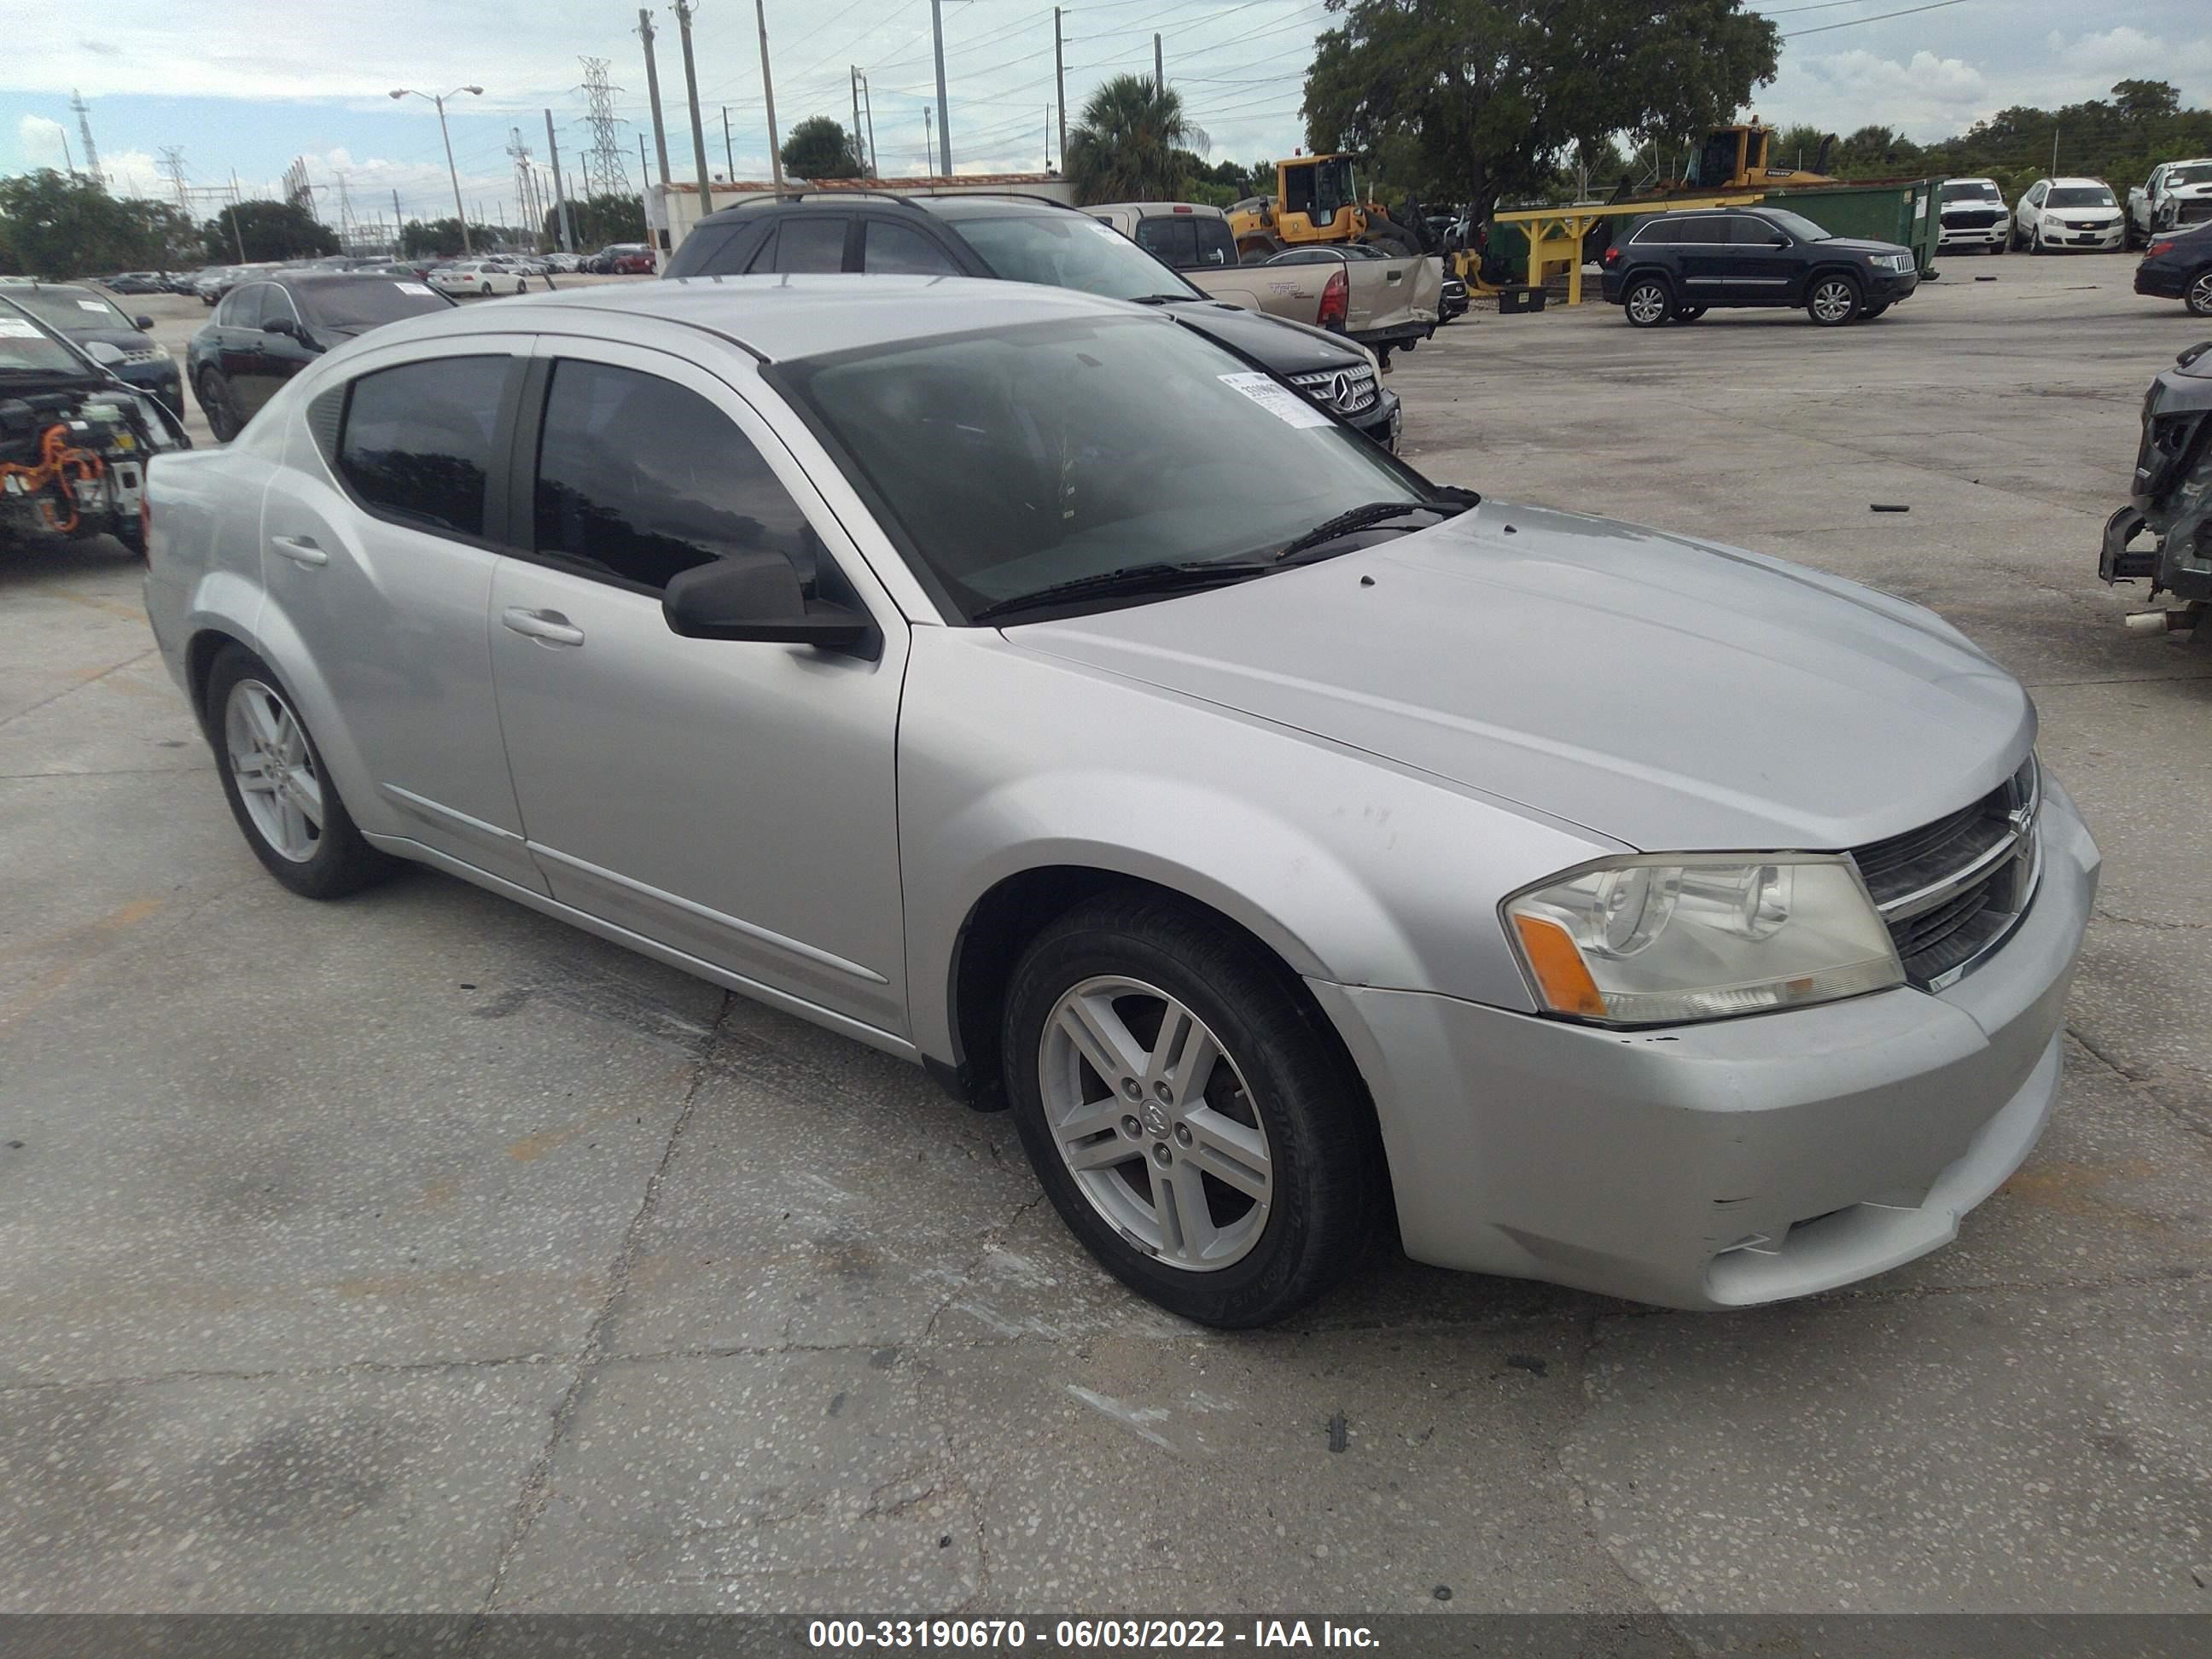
3,0 -> 2208,234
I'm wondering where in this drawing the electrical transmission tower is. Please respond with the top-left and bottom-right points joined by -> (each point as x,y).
508,127 -> 541,240
158,147 -> 190,212
282,158 -> 315,216
334,170 -> 358,249
71,90 -> 103,187
578,58 -> 631,197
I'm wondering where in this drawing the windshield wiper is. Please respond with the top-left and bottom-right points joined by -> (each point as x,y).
1128,294 -> 1201,305
1271,488 -> 1481,563
971,560 -> 1272,623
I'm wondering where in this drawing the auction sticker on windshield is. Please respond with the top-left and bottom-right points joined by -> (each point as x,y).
1220,370 -> 1333,428
0,318 -> 40,338
396,282 -> 435,296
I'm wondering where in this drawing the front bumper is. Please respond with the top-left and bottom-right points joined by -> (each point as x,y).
1347,387 -> 1402,450
1869,269 -> 1920,302
1310,773 -> 2098,1310
1939,222 -> 2005,248
2050,224 -> 2124,249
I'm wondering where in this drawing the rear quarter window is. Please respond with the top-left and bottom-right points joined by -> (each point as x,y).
337,356 -> 510,539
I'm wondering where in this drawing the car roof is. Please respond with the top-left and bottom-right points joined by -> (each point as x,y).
696,191 -> 1074,230
2047,177 -> 2110,189
332,273 -> 1163,364
1095,201 -> 1228,221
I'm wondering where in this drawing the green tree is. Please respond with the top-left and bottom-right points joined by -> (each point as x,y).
201,199 -> 337,262
541,193 -> 646,250
2112,79 -> 2180,125
1301,0 -> 1778,221
0,169 -> 202,277
401,218 -> 468,258
1064,75 -> 1208,206
780,116 -> 866,180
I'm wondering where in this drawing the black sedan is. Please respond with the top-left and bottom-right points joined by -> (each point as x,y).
3,282 -> 183,415
103,271 -> 169,295
2135,222 -> 2212,317
187,272 -> 455,440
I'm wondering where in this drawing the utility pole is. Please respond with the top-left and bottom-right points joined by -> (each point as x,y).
393,188 -> 405,252
1054,9 -> 1066,168
672,0 -> 714,213
544,108 -> 577,253
852,73 -> 878,176
924,107 -> 934,177
227,172 -> 247,260
853,67 -> 866,175
637,9 -> 672,187
929,0 -> 952,174
722,107 -> 734,180
639,133 -> 651,191
1045,105 -> 1051,172
1154,32 -> 1164,94
753,0 -> 785,193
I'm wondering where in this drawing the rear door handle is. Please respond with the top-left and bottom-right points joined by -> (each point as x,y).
270,534 -> 326,567
501,607 -> 585,647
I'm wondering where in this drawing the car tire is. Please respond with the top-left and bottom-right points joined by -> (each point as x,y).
1806,273 -> 1862,325
206,644 -> 396,900
1000,890 -> 1383,1328
197,369 -> 242,443
1671,305 -> 1707,322
1622,276 -> 1672,327
2188,270 -> 2212,319
1862,301 -> 1890,318
2030,225 -> 2048,254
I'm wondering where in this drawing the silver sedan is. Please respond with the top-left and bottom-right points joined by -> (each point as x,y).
140,276 -> 2097,1326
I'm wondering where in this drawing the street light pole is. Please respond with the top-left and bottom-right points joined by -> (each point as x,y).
390,84 -> 484,253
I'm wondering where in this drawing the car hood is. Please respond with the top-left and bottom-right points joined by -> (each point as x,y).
2167,182 -> 2212,200
1165,300 -> 1363,373
1818,236 -> 1913,256
67,326 -> 157,352
1009,500 -> 2032,852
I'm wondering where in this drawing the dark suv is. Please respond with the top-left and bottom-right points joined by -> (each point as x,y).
1600,207 -> 1920,328
663,192 -> 1400,446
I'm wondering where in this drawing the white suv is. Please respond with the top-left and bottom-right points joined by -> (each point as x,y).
2011,178 -> 2123,253
1937,178 -> 2008,253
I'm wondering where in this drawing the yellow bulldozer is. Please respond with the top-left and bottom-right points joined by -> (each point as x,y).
1642,120 -> 1837,199
1226,153 -> 1426,262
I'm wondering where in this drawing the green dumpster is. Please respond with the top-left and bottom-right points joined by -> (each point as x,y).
1763,177 -> 1943,275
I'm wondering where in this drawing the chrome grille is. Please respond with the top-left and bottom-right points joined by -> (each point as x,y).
1288,367 -> 1378,417
1851,755 -> 2040,987
1944,209 -> 1999,229
119,347 -> 163,365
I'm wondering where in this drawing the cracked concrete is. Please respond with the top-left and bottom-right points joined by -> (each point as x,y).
3,258 -> 2209,1622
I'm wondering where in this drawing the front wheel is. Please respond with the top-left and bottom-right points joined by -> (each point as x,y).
207,645 -> 396,899
1002,893 -> 1382,1327
1623,276 -> 1672,327
1807,274 -> 1862,325
2187,270 -> 2212,319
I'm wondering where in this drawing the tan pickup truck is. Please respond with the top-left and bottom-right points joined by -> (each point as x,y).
1091,201 -> 1441,362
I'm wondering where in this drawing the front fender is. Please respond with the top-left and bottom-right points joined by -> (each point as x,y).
897,629 -> 1616,1063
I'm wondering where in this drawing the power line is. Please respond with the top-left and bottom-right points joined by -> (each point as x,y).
1784,0 -> 1971,37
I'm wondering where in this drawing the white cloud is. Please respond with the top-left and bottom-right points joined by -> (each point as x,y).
17,114 -> 69,167
1757,49 -> 1989,142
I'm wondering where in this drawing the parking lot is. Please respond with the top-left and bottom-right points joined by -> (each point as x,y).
3,253 -> 2208,1620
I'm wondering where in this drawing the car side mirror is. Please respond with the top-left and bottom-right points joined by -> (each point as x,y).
134,315 -> 154,330
663,550 -> 881,659
262,316 -> 297,337
1769,235 -> 1790,247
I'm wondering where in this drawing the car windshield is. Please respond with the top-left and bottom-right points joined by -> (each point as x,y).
952,213 -> 1200,301
782,315 -> 1427,621
0,305 -> 96,375
1757,209 -> 1831,242
1941,182 -> 2000,202
2047,186 -> 2116,207
2171,163 -> 2212,188
300,278 -> 453,330
11,288 -> 131,331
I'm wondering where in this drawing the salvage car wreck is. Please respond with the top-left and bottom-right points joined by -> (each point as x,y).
2103,339 -> 2212,636
0,296 -> 189,559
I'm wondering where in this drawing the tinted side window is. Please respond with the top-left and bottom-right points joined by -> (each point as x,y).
1191,218 -> 1236,267
1635,220 -> 1681,245
773,217 -> 849,273
863,220 -> 960,275
226,284 -> 270,327
1134,217 -> 1197,267
1727,216 -> 1779,245
745,227 -> 781,273
1674,218 -> 1726,243
338,356 -> 508,538
533,358 -> 815,593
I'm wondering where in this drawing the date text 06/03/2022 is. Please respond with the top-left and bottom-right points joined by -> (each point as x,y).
806,1618 -> 1382,1650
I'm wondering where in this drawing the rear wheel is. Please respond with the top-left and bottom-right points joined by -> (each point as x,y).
1807,273 -> 1862,325
1623,276 -> 1672,327
1862,301 -> 1890,318
1002,893 -> 1382,1327
2187,269 -> 2212,318
207,645 -> 395,899
197,369 -> 242,442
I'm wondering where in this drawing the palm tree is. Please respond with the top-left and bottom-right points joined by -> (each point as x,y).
1064,75 -> 1208,206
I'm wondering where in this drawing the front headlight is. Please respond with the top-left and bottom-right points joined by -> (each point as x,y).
1504,854 -> 1903,1026
152,343 -> 174,361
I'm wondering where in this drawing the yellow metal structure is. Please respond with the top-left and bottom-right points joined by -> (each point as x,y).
1491,192 -> 1764,306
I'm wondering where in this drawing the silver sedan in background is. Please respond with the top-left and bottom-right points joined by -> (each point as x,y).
140,277 -> 2096,1326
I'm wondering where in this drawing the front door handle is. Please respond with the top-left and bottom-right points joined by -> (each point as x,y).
270,534 -> 327,567
501,607 -> 585,647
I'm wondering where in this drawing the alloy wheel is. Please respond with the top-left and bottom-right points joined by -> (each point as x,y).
2189,271 -> 2212,317
1809,278 -> 1856,323
1038,975 -> 1272,1272
1626,282 -> 1668,325
223,678 -> 324,862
